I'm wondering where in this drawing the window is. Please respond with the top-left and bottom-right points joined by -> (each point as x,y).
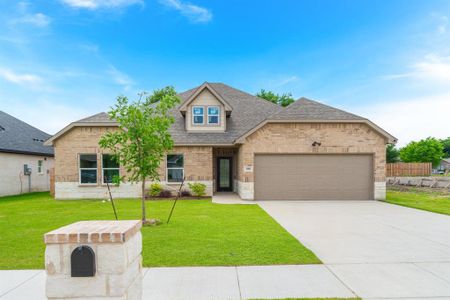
37,160 -> 43,174
79,154 -> 97,184
192,106 -> 204,124
102,154 -> 120,184
207,106 -> 220,124
167,154 -> 184,182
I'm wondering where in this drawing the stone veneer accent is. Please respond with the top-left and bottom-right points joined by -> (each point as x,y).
44,220 -> 142,300
236,123 -> 387,200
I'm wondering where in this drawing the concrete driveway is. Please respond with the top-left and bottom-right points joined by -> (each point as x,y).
259,200 -> 450,299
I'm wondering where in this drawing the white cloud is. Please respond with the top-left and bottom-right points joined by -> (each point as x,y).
353,94 -> 450,147
0,68 -> 41,85
381,54 -> 450,83
10,12 -> 51,27
107,65 -> 135,90
159,0 -> 212,23
60,0 -> 143,9
432,13 -> 448,35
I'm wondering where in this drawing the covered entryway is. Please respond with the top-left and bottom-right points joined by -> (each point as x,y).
254,154 -> 373,200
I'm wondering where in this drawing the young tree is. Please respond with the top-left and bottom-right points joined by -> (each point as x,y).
440,137 -> 450,158
256,89 -> 295,107
386,144 -> 400,163
399,137 -> 444,167
99,87 -> 180,224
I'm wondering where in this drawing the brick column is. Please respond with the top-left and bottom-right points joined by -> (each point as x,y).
44,220 -> 142,300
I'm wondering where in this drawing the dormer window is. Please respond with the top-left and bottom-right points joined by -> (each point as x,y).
207,106 -> 220,125
192,106 -> 204,125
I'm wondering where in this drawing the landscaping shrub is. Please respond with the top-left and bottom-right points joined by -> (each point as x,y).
149,183 -> 163,197
159,189 -> 173,198
180,189 -> 191,197
187,182 -> 207,197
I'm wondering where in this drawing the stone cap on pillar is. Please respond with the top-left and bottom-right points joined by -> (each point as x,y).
44,220 -> 142,244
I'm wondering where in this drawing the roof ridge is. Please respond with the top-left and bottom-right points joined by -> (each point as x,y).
209,82 -> 281,109
0,110 -> 51,136
294,97 -> 366,120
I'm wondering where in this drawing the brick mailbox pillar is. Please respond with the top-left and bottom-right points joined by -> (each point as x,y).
44,220 -> 142,300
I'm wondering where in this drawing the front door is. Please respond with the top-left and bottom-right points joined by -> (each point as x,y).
217,157 -> 233,192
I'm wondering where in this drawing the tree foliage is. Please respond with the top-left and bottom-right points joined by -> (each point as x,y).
399,137 -> 444,167
386,144 -> 400,163
440,137 -> 450,158
99,86 -> 180,222
256,89 -> 295,107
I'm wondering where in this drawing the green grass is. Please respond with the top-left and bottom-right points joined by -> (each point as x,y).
386,190 -> 450,215
0,192 -> 320,269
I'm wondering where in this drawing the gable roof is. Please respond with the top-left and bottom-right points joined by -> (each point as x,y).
0,111 -> 54,156
178,82 -> 233,113
44,82 -> 396,146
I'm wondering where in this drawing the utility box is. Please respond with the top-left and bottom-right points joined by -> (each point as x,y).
44,220 -> 142,300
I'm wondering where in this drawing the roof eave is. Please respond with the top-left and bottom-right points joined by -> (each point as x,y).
234,119 -> 397,144
0,148 -> 54,157
44,121 -> 119,146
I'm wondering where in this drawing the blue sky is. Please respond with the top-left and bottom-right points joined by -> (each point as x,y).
0,0 -> 449,145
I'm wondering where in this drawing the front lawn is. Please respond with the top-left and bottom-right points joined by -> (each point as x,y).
386,189 -> 450,215
0,192 -> 320,269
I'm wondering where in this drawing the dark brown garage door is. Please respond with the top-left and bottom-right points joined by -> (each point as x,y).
254,154 -> 373,200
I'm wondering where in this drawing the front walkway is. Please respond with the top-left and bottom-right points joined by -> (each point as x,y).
0,265 -> 356,300
212,192 -> 256,205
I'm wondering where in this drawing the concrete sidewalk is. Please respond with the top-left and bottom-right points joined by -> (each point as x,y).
0,265 -> 356,300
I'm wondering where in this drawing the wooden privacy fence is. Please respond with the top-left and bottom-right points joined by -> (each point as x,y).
386,162 -> 432,177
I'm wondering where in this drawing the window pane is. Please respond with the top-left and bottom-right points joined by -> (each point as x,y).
81,169 -> 97,184
80,155 -> 97,168
193,107 -> 203,115
168,169 -> 183,182
102,154 -> 119,168
208,106 -> 219,115
103,169 -> 119,183
193,115 -> 203,124
208,116 -> 219,124
167,154 -> 183,168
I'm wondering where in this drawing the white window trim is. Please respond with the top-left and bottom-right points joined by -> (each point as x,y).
101,154 -> 120,184
207,105 -> 220,125
79,154 -> 98,185
166,154 -> 184,183
37,160 -> 44,175
192,106 -> 205,125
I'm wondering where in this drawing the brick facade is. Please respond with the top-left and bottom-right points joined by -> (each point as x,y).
53,126 -> 213,199
236,122 -> 387,199
53,122 -> 386,200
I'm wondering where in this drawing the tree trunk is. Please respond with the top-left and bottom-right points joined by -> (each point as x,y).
141,178 -> 146,222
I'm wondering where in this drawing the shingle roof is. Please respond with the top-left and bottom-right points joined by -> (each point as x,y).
0,111 -> 54,156
269,97 -> 365,121
53,82 -> 393,145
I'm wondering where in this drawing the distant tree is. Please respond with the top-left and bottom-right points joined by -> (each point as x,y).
256,89 -> 295,107
386,144 -> 400,163
440,137 -> 450,158
399,137 -> 444,167
99,87 -> 180,224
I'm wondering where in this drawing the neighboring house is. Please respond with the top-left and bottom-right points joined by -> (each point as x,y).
0,111 -> 54,197
434,158 -> 450,173
45,82 -> 396,201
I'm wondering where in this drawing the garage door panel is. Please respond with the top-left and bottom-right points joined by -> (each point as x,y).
254,154 -> 373,200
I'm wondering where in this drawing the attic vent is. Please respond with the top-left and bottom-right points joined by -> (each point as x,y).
0,125 -> 4,131
33,138 -> 44,142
